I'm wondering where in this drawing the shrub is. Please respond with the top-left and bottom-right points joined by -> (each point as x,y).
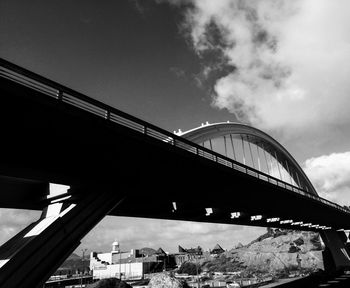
178,262 -> 201,275
149,273 -> 188,288
293,237 -> 304,246
310,234 -> 322,251
87,278 -> 132,288
288,245 -> 301,253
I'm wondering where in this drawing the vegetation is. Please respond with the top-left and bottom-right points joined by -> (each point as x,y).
310,234 -> 323,251
293,237 -> 304,246
288,245 -> 301,253
248,228 -> 288,246
177,262 -> 201,275
149,273 -> 190,288
201,254 -> 244,273
274,266 -> 318,279
87,278 -> 132,288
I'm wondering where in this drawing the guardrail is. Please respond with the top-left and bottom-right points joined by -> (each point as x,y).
0,58 -> 348,215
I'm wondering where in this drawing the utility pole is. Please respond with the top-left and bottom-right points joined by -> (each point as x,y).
119,244 -> 122,280
81,248 -> 87,288
142,253 -> 144,279
196,255 -> 200,288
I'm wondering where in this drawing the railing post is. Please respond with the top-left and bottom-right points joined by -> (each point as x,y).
57,90 -> 63,101
105,110 -> 111,120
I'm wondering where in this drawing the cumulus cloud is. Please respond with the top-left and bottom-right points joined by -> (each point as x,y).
303,151 -> 350,205
180,0 -> 350,133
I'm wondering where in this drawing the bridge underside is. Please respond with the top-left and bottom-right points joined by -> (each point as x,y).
1,173 -> 348,231
1,73 -> 350,287
0,76 -> 349,230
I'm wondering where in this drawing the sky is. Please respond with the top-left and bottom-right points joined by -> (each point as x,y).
1,0 -> 350,255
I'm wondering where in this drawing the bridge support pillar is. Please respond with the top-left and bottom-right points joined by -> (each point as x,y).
320,230 -> 350,272
0,186 -> 124,288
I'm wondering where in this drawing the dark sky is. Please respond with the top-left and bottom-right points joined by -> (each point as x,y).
0,0 -> 247,253
0,0 -> 235,132
1,0 -> 350,254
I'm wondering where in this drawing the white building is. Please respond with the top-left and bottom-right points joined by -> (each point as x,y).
90,259 -> 145,280
90,242 -> 161,280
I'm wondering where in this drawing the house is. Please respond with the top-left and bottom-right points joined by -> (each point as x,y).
210,244 -> 225,255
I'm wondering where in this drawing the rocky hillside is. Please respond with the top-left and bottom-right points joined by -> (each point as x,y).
228,229 -> 324,273
201,229 -> 324,275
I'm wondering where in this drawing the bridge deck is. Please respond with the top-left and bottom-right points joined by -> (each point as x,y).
0,58 -> 349,232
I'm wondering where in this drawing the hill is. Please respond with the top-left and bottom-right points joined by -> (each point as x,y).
200,229 -> 323,277
229,229 -> 323,273
53,252 -> 89,275
67,252 -> 81,261
140,247 -> 157,256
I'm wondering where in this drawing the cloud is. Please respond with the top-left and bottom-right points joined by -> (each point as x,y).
179,0 -> 350,133
0,209 -> 265,257
0,209 -> 41,246
79,216 -> 265,253
170,66 -> 186,79
303,151 -> 350,205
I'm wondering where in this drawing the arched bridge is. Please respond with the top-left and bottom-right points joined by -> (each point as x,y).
0,58 -> 350,287
179,122 -> 316,195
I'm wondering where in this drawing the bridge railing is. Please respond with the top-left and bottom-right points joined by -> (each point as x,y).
0,58 -> 348,215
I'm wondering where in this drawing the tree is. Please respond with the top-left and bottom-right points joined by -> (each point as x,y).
267,227 -> 274,235
177,262 -> 201,275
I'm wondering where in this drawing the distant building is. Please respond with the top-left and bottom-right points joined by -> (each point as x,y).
90,242 -> 175,280
174,245 -> 203,267
210,244 -> 225,255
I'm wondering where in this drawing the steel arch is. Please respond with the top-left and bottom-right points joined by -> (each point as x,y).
179,122 -> 317,196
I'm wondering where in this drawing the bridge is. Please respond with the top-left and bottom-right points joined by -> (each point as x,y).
0,58 -> 350,287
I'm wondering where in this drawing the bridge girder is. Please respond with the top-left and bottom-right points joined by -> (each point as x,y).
0,186 -> 124,288
179,122 -> 317,195
1,58 -> 350,286
179,122 -> 350,271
